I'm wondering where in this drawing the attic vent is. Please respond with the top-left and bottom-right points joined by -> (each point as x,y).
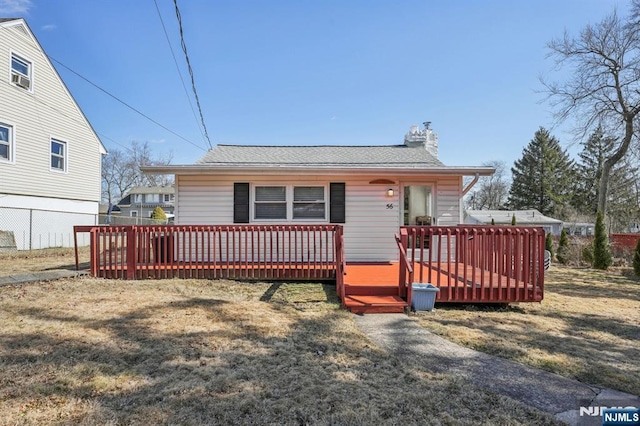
14,24 -> 29,37
11,73 -> 31,90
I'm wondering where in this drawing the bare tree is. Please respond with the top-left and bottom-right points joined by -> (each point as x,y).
543,5 -> 640,213
102,141 -> 173,204
465,160 -> 510,210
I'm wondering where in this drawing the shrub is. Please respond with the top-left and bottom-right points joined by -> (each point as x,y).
545,233 -> 554,260
593,211 -> 612,270
633,238 -> 640,277
151,207 -> 167,224
511,214 -> 516,225
557,228 -> 570,265
582,241 -> 594,265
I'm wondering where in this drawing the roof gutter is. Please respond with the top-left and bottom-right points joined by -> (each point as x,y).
142,164 -> 496,177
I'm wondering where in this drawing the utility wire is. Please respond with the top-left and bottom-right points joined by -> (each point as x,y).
49,56 -> 208,152
153,0 -> 207,145
173,0 -> 214,150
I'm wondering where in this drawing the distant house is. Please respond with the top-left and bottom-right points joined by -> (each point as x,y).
0,18 -> 106,250
117,186 -> 175,220
465,209 -> 563,236
143,124 -> 495,262
563,222 -> 595,236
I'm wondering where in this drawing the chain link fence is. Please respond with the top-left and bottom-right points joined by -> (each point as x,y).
98,215 -> 170,225
0,207 -> 96,250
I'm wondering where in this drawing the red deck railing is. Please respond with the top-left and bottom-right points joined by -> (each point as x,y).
76,225 -> 343,281
399,226 -> 545,303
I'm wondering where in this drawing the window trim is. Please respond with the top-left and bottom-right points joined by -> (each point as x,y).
251,184 -> 328,222
0,120 -> 16,164
50,137 -> 68,173
9,50 -> 34,93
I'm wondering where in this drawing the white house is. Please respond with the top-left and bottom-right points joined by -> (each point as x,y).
116,186 -> 175,221
465,209 -> 563,235
143,124 -> 494,262
0,18 -> 106,250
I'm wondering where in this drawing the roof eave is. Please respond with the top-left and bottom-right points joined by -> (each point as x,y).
142,164 -> 496,176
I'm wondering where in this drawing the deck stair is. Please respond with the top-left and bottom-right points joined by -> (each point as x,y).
342,283 -> 407,314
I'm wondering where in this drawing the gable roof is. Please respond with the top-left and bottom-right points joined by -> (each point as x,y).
0,18 -> 107,155
196,144 -> 444,167
466,209 -> 562,225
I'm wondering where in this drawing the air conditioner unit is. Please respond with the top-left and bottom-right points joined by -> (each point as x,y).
11,73 -> 30,90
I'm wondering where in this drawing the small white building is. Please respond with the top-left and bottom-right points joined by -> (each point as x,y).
0,19 -> 106,249
465,209 -> 563,236
143,124 -> 495,262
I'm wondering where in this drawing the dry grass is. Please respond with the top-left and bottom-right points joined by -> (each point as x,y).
0,277 -> 558,425
415,266 -> 640,396
0,246 -> 90,275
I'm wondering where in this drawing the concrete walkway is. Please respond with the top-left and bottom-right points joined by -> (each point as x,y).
0,269 -> 89,286
354,313 -> 640,426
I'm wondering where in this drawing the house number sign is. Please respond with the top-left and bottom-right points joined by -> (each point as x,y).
386,204 -> 394,209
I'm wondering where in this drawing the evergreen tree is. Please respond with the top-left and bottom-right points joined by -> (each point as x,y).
508,128 -> 575,217
593,211 -> 612,270
545,233 -> 555,259
151,207 -> 167,224
633,238 -> 640,277
572,129 -> 640,231
557,228 -> 570,265
511,214 -> 516,225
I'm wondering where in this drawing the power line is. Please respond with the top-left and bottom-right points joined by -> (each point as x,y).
153,0 -> 207,145
173,0 -> 214,150
49,56 -> 208,153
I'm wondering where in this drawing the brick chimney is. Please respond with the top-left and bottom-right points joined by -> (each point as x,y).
404,122 -> 438,158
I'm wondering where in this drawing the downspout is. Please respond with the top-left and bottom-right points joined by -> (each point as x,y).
462,173 -> 480,196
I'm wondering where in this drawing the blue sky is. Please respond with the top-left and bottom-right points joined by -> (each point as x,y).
2,0 -> 629,167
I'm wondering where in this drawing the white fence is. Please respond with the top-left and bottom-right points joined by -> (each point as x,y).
0,207 -> 95,250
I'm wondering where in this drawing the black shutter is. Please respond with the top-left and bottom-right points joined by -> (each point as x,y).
233,183 -> 250,223
330,183 -> 346,223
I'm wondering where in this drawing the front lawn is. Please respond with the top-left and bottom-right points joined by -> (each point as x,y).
415,266 -> 640,396
0,277 -> 557,425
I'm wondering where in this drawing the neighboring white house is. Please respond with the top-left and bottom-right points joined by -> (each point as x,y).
465,209 -> 563,236
0,18 -> 106,249
143,124 -> 494,262
116,186 -> 175,221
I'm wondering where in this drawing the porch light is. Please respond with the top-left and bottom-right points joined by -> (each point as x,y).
387,188 -> 394,197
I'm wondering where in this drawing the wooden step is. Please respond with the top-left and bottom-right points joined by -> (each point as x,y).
343,295 -> 407,314
344,284 -> 399,297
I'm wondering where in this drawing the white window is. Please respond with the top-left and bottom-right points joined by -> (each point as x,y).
10,53 -> 32,91
50,138 -> 66,172
133,194 -> 142,203
131,211 -> 138,217
0,122 -> 13,162
253,185 -> 326,221
293,186 -> 326,219
147,194 -> 160,203
255,186 -> 287,220
164,194 -> 172,202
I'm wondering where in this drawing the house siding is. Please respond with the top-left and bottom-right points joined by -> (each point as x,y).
175,173 -> 463,262
0,22 -> 103,203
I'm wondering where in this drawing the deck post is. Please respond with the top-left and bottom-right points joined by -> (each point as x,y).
126,226 -> 137,280
399,228 -> 408,298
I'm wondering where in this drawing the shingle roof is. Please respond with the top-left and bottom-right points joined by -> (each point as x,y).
196,144 -> 444,168
466,209 -> 562,225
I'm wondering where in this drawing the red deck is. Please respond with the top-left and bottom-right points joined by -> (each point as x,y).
76,224 -> 545,315
345,261 -> 540,306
